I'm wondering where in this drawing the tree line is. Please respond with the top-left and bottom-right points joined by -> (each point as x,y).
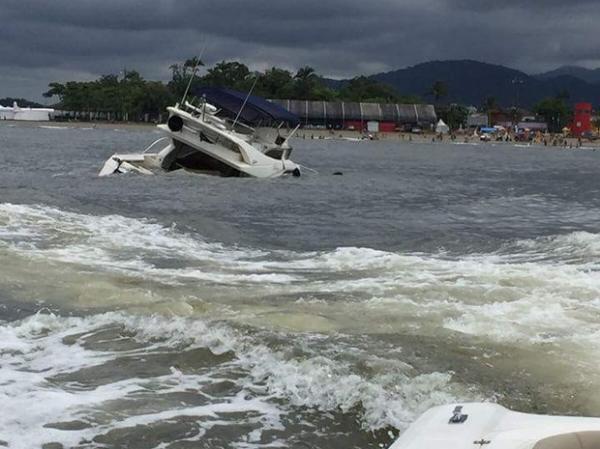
480,94 -> 574,133
43,59 -> 579,131
43,59 -> 423,120
0,97 -> 45,108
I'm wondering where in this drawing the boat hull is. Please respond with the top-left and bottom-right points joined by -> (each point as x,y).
389,403 -> 600,449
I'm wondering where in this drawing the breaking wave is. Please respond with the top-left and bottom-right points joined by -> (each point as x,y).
0,311 -> 466,449
3,203 -> 600,446
2,203 -> 600,345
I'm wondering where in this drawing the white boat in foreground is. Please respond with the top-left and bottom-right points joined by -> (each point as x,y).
100,87 -> 301,178
390,402 -> 600,449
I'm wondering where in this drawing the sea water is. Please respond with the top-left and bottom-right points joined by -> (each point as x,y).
1,123 -> 600,448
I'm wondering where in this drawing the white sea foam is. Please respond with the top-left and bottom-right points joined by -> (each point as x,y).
5,203 -> 600,444
3,203 -> 600,349
0,203 -> 276,285
507,231 -> 600,264
38,125 -> 71,130
0,312 -> 466,448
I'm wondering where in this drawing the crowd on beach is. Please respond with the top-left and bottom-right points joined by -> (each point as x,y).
298,128 -> 599,149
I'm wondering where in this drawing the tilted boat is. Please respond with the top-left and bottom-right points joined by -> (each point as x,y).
389,402 -> 600,449
99,87 -> 302,178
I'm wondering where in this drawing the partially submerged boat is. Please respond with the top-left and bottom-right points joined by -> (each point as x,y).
99,87 -> 302,178
389,402 -> 600,449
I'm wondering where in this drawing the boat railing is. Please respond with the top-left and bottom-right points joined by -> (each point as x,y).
143,136 -> 171,154
180,101 -> 255,136
222,118 -> 255,136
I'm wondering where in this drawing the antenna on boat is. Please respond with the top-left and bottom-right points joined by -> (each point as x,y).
180,43 -> 207,106
282,123 -> 301,147
232,75 -> 259,129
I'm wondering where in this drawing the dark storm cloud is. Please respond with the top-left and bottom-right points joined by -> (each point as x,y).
446,0 -> 599,11
1,0 -> 600,100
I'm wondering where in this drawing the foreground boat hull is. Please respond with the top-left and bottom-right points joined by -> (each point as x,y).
390,403 -> 600,449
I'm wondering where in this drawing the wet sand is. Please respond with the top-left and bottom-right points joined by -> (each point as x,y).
3,119 -> 598,150
297,128 -> 600,149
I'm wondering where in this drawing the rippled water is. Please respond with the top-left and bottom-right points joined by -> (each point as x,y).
2,122 -> 600,448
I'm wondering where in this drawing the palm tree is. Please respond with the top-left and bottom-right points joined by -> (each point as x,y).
294,66 -> 318,99
295,66 -> 316,82
429,80 -> 448,103
184,57 -> 204,68
482,96 -> 497,112
483,96 -> 498,125
43,82 -> 66,100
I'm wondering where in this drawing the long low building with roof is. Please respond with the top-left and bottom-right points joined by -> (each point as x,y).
269,99 -> 437,132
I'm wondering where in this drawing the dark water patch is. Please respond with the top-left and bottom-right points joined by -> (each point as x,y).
92,418 -> 201,449
200,421 -> 263,447
91,393 -> 213,423
45,420 -> 93,431
62,326 -> 148,352
41,443 -> 64,449
202,380 -> 243,398
50,347 -> 235,389
0,297 -> 61,322
273,406 -> 395,449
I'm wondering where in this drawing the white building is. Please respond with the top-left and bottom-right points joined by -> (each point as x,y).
0,102 -> 54,121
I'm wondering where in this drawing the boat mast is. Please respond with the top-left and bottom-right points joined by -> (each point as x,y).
180,45 -> 207,105
232,76 -> 259,129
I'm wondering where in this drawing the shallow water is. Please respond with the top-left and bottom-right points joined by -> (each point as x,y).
2,122 -> 600,448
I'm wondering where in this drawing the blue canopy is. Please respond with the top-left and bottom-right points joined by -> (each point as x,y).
192,86 -> 300,126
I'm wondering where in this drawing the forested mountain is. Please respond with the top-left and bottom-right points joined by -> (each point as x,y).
535,66 -> 600,84
326,60 -> 600,108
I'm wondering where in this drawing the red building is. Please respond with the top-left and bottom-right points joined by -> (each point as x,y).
571,102 -> 593,136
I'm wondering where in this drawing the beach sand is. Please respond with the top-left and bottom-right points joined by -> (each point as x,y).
3,119 -> 598,150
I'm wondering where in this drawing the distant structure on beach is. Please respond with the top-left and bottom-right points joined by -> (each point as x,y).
270,99 -> 436,132
570,102 -> 593,137
0,102 -> 54,121
467,112 -> 489,129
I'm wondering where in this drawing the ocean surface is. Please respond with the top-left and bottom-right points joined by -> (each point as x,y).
2,122 -> 600,448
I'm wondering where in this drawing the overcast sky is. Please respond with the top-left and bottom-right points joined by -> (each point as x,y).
2,0 -> 599,102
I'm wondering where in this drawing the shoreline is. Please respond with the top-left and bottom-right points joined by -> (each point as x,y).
0,119 -> 156,131
296,128 -> 600,149
2,119 -> 599,149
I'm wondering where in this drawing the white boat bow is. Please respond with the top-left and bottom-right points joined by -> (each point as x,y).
389,402 -> 600,449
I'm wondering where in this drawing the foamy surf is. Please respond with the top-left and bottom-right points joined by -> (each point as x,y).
38,125 -> 71,130
4,203 -> 600,446
0,311 -> 466,449
2,203 -> 600,345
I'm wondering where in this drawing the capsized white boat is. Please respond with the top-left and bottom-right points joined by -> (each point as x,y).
99,87 -> 302,178
389,402 -> 600,449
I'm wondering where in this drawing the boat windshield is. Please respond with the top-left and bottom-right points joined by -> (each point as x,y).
181,101 -> 256,136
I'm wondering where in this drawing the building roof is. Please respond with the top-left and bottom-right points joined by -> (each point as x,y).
517,121 -> 547,130
194,87 -> 300,126
270,99 -> 437,123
